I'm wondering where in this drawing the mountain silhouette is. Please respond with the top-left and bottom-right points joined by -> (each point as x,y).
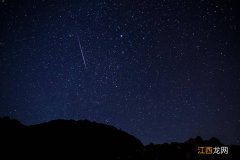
0,117 -> 239,160
0,117 -> 142,159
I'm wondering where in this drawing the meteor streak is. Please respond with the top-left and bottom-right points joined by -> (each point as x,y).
77,34 -> 87,69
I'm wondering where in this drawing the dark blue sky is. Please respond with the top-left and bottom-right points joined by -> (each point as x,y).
0,0 -> 240,145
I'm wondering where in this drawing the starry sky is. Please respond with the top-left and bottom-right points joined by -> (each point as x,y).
0,0 -> 240,145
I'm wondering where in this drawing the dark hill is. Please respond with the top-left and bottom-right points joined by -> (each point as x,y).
131,136 -> 240,160
0,117 -> 143,159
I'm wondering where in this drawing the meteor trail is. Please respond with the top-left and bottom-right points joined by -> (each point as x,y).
77,34 -> 87,69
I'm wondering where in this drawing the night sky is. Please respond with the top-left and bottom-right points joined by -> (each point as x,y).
0,0 -> 240,145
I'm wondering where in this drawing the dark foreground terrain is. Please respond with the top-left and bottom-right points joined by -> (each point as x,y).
0,117 -> 239,160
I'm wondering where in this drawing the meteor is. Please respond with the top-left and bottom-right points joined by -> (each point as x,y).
77,34 -> 87,69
